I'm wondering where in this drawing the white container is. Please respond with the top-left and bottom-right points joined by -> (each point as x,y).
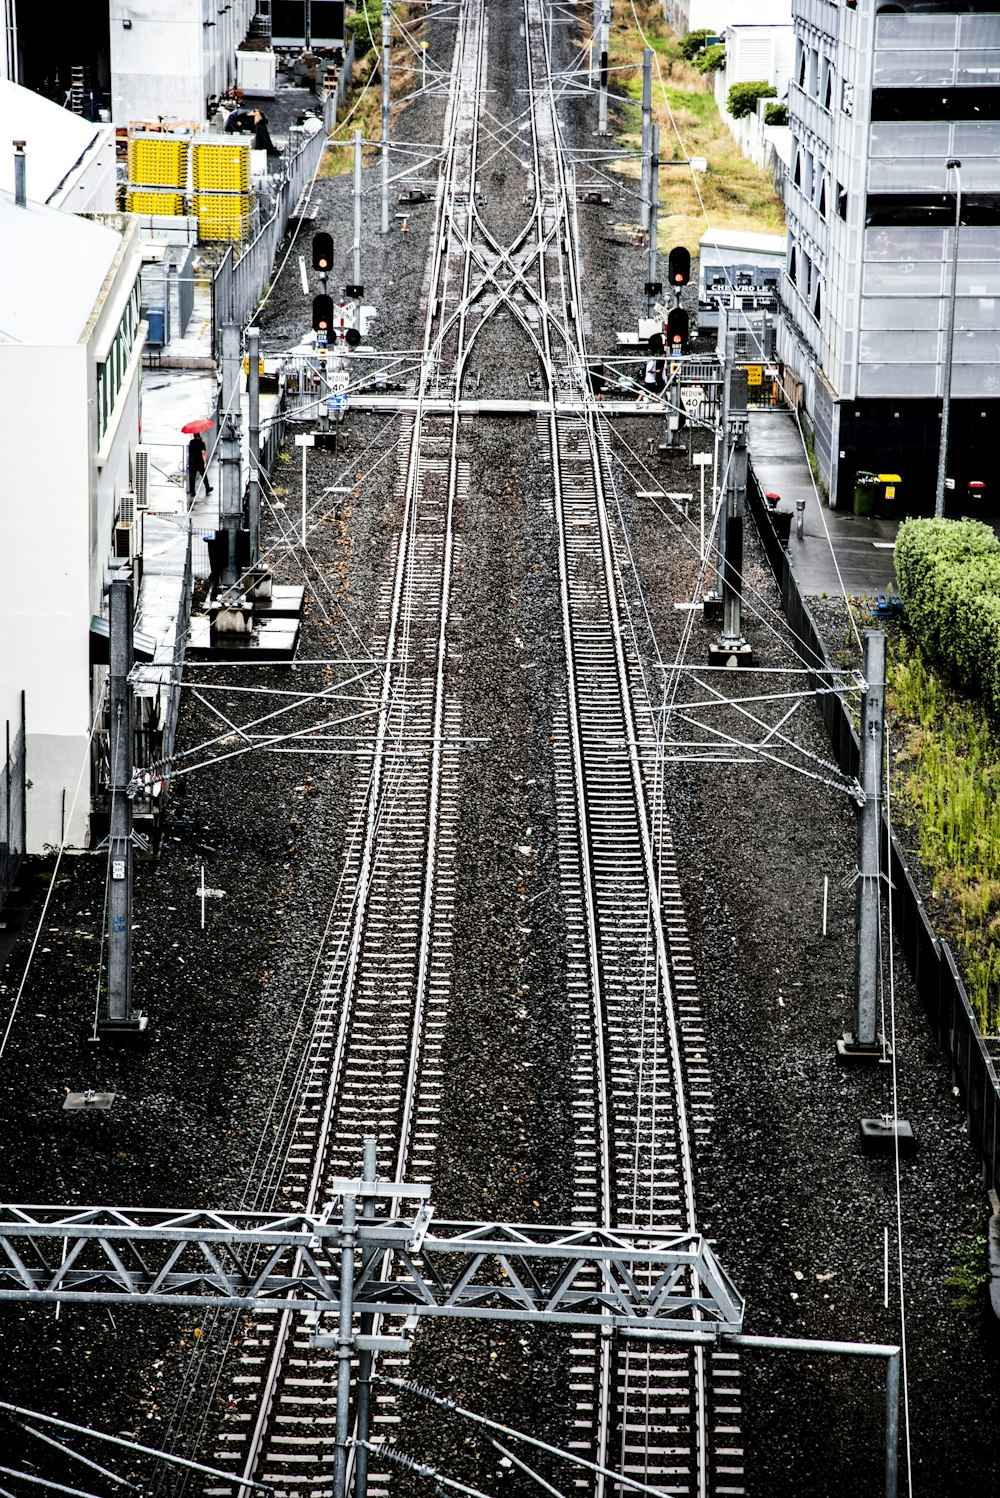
236,50 -> 277,98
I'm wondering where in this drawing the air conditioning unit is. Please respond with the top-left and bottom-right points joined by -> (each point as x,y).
113,521 -> 134,560
134,445 -> 150,510
119,487 -> 135,525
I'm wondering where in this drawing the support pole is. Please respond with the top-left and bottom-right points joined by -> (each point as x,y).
885,1349 -> 900,1498
353,1138 -> 379,1498
933,159 -> 961,519
590,0 -> 599,85
710,367 -> 752,664
380,7 -> 391,235
247,326 -> 260,567
646,122 -> 659,314
219,321 -> 242,591
710,308 -> 737,603
597,3 -> 610,136
295,433 -> 315,550
332,1190 -> 358,1498
101,571 -> 146,1038
640,50 -> 652,232
840,630 -> 886,1056
353,128 -> 363,287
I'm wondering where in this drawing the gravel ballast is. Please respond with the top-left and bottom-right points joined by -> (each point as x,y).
0,4 -> 997,1495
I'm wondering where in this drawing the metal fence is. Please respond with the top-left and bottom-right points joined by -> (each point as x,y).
213,39 -> 354,347
748,464 -> 1000,1198
0,696 -> 26,907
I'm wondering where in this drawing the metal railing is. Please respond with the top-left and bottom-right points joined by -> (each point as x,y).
0,697 -> 25,906
212,39 -> 355,347
748,463 -> 1000,1198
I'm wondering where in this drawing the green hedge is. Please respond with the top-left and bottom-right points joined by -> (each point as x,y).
727,80 -> 776,118
696,44 -> 726,74
679,28 -> 714,60
895,518 -> 1000,713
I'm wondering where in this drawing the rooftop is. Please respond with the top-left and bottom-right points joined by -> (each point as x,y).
0,81 -> 112,208
0,193 -> 123,345
699,228 -> 787,256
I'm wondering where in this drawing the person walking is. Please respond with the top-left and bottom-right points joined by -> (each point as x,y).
187,432 -> 212,497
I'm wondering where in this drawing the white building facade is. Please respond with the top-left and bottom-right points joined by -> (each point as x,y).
0,81 -> 116,211
663,0 -> 792,41
780,0 -> 1000,510
109,0 -> 257,126
0,196 -> 146,851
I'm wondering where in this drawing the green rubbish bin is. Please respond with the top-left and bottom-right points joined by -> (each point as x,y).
853,471 -> 900,517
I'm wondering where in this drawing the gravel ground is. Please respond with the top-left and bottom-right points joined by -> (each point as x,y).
0,4 -> 998,1496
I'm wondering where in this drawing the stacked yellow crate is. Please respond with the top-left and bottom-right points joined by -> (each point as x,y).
125,133 -> 189,217
190,139 -> 254,242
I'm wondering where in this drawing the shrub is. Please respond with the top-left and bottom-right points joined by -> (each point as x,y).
895,517 -> 1000,715
346,0 -> 382,49
764,101 -> 788,126
696,44 -> 726,74
679,29 -> 714,61
727,80 -> 777,118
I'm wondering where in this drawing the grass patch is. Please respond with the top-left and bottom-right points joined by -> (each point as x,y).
319,1 -> 421,177
944,1235 -> 988,1312
603,0 -> 785,249
889,637 -> 1000,1031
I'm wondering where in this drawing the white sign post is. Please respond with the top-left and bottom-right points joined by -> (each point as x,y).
295,433 -> 316,549
694,452 -> 714,562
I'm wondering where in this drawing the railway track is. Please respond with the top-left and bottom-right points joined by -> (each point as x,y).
171,0 -> 745,1493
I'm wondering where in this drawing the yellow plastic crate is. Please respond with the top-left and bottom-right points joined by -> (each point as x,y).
193,191 -> 253,241
127,134 -> 189,188
191,140 -> 251,193
126,188 -> 186,215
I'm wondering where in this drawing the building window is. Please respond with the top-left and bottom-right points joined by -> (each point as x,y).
789,246 -> 797,284
819,177 -> 828,218
95,284 -> 140,444
813,282 -> 822,322
837,183 -> 848,220
794,151 -> 802,187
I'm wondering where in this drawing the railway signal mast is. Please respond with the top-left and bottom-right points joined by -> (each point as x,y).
98,569 -> 147,1039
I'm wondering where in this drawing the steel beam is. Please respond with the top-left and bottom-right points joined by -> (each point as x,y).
0,1206 -> 744,1333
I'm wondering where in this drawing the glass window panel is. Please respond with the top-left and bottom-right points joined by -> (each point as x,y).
858,363 -> 938,397
958,265 -> 1000,295
953,364 -> 1000,396
876,14 -> 957,48
961,16 -> 1000,46
869,120 -> 949,157
859,329 -> 940,362
860,297 -> 932,330
953,327 -> 1000,361
958,52 -> 1000,86
873,52 -> 955,87
868,161 -> 957,191
959,297 -> 999,330
953,121 -> 1000,155
864,226 -> 945,260
863,260 -> 944,295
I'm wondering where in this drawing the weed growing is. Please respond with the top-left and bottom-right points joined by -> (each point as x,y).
888,636 -> 1000,1031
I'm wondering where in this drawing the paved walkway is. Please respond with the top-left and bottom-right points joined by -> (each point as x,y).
748,409 -> 899,599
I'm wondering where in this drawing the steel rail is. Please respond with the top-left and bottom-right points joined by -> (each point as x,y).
214,7 -> 487,1494
518,2 -> 720,1492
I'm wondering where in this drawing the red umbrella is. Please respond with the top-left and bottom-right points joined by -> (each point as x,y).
181,417 -> 215,435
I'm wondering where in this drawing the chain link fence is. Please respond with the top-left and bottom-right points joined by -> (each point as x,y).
213,42 -> 354,348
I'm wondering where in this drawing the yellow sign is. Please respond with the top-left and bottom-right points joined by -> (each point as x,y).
243,357 -> 265,375
746,364 -> 763,385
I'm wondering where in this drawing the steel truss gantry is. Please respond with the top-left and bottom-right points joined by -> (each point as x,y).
0,1184 -> 744,1334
